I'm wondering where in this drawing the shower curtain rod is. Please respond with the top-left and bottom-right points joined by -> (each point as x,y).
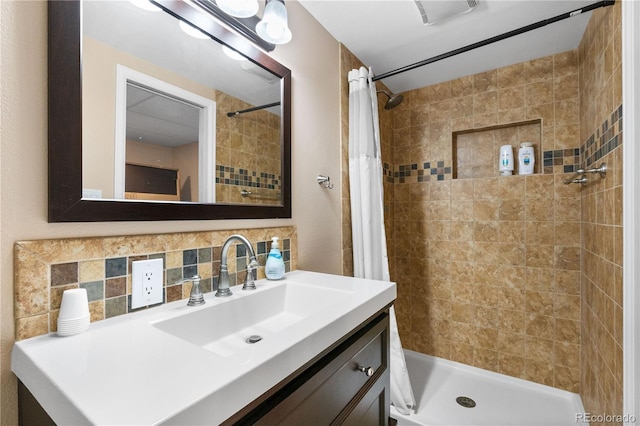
227,101 -> 280,117
372,0 -> 615,82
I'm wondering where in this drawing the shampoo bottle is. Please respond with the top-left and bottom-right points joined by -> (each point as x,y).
518,142 -> 535,175
499,145 -> 514,176
265,237 -> 285,280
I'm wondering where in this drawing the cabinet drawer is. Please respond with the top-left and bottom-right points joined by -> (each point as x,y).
252,313 -> 389,425
288,326 -> 384,421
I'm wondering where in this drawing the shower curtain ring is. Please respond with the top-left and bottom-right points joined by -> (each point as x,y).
317,175 -> 334,189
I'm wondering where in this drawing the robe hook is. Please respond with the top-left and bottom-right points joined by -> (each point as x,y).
317,175 -> 334,189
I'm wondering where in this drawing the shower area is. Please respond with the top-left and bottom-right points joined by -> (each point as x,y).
340,2 -> 622,424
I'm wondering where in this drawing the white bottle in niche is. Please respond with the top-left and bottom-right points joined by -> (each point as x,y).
499,145 -> 514,175
518,142 -> 535,175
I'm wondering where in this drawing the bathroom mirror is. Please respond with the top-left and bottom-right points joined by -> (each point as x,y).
48,0 -> 291,221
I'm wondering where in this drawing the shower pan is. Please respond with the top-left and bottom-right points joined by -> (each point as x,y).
390,350 -> 585,426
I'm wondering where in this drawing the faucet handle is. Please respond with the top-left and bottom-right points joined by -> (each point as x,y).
242,257 -> 259,291
177,275 -> 205,306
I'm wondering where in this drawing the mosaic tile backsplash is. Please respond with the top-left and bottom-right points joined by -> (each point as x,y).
15,226 -> 296,341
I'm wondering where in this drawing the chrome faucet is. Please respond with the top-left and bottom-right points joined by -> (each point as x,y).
176,275 -> 205,306
216,234 -> 259,297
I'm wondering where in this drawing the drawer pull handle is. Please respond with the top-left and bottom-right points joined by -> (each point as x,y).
357,366 -> 374,377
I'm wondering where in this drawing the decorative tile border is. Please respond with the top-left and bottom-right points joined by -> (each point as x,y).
543,148 -> 581,174
389,161 -> 452,184
581,104 -> 623,167
15,226 -> 296,340
216,164 -> 281,190
383,162 -> 394,183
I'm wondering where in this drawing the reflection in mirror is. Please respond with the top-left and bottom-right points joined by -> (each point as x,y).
124,84 -> 201,202
48,0 -> 291,221
82,0 -> 282,205
114,67 -> 216,203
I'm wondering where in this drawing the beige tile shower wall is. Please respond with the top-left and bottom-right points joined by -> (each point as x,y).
578,2 -> 623,420
390,51 -> 583,392
339,45 -> 395,278
14,226 -> 297,341
215,93 -> 282,204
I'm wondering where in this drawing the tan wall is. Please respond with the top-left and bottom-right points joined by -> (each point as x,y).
578,2 -> 624,418
82,37 -> 217,198
127,139 -> 177,168
0,1 -> 341,423
173,141 -> 199,202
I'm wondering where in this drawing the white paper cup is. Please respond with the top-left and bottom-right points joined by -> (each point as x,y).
57,315 -> 90,336
58,288 -> 90,320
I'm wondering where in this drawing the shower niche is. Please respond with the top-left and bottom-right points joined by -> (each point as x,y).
452,119 -> 542,179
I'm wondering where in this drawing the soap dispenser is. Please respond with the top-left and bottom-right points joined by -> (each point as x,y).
265,237 -> 285,280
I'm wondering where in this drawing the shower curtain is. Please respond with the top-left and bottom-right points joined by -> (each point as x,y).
347,66 -> 415,415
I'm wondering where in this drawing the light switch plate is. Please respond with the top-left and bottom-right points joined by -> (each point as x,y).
131,258 -> 164,309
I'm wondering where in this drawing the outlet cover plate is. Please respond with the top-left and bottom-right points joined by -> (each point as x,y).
131,258 -> 163,309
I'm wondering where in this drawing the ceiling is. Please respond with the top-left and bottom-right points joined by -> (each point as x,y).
298,0 -> 607,94
83,1 -> 281,147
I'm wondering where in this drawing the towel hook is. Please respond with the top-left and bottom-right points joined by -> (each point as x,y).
317,175 -> 334,189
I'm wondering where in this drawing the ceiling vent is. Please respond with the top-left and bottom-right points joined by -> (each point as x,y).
414,0 -> 479,26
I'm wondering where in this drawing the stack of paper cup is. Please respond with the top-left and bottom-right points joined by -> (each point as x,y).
57,288 -> 90,336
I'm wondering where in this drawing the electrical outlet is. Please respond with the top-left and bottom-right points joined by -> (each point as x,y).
131,258 -> 163,309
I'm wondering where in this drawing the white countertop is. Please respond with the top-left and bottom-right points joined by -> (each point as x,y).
12,270 -> 395,425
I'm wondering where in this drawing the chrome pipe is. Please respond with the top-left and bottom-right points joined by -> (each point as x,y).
563,163 -> 606,185
571,176 -> 588,186
563,169 -> 585,185
584,163 -> 607,178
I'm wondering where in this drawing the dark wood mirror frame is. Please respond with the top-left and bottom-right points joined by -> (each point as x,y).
48,0 -> 291,222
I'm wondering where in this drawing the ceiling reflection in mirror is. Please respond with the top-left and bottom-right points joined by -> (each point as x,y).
81,1 -> 283,205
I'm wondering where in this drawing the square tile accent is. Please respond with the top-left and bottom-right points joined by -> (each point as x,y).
198,247 -> 212,263
50,263 -> 78,286
183,249 -> 197,266
542,148 -> 580,174
105,257 -> 127,278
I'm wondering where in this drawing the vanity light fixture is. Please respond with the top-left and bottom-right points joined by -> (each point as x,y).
215,0 -> 259,18
222,45 -> 248,61
179,20 -> 210,39
256,0 -> 292,45
129,0 -> 161,12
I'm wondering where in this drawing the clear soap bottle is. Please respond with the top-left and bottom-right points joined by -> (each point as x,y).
265,237 -> 285,280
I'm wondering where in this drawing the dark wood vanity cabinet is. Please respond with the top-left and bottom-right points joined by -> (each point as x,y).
227,311 -> 391,425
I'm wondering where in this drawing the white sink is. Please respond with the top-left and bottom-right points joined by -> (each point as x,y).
152,281 -> 353,356
12,270 -> 395,425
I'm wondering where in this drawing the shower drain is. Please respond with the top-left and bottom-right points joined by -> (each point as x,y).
456,396 -> 476,408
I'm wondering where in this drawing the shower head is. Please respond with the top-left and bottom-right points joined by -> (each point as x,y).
377,90 -> 404,110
